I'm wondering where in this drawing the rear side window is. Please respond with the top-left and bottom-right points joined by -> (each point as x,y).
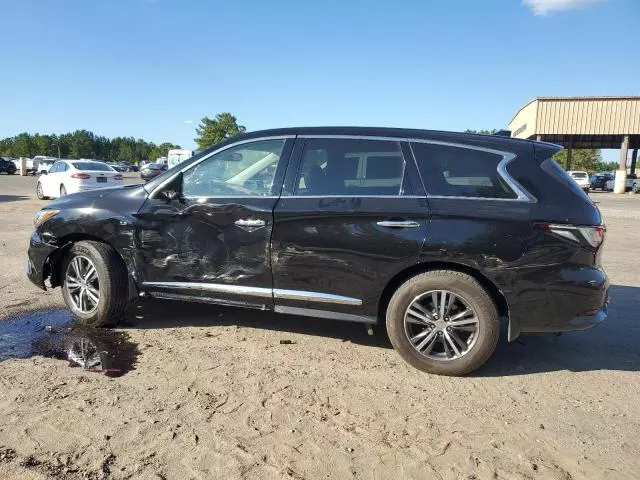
295,138 -> 404,196
410,142 -> 516,199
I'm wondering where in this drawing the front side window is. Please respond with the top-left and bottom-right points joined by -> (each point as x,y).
182,139 -> 285,197
295,138 -> 404,196
411,142 -> 516,199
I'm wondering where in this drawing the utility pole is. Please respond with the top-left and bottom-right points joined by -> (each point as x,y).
614,135 -> 629,194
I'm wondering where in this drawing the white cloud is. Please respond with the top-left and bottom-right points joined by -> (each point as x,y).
183,120 -> 194,124
523,0 -> 606,15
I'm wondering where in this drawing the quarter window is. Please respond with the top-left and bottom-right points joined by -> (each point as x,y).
295,138 -> 404,196
182,139 -> 286,197
411,142 -> 516,199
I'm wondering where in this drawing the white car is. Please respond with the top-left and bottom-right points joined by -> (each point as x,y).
36,160 -> 124,200
567,171 -> 590,193
605,174 -> 637,192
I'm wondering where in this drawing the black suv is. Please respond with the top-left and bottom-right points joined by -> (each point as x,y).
0,157 -> 17,174
26,128 -> 608,375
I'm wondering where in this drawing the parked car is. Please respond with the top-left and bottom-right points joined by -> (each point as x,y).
12,157 -> 38,174
38,159 -> 56,175
605,173 -> 638,192
25,127 -> 608,376
589,172 -> 614,190
140,163 -> 167,181
36,160 -> 123,199
567,171 -> 590,193
0,157 -> 17,174
108,163 -> 127,173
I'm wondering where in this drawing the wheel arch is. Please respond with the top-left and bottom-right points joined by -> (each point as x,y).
378,261 -> 513,338
46,234 -> 138,301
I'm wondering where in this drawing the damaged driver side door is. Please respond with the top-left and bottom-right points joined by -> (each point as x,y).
136,137 -> 294,310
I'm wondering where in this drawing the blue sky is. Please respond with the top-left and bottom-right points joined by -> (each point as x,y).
1,0 -> 638,162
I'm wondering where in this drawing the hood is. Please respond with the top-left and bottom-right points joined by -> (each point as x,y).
47,184 -> 147,210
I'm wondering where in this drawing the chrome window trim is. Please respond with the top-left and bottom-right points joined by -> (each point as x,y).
149,135 -> 296,199
142,281 -> 362,306
280,195 -> 426,199
296,135 -> 536,203
408,139 -> 537,203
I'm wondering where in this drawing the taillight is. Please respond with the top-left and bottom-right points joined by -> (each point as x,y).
536,223 -> 605,248
71,173 -> 91,179
114,174 -> 123,180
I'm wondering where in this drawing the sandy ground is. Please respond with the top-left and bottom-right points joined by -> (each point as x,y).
1,174 -> 639,480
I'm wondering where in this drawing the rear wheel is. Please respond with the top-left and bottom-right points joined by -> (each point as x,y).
60,184 -> 67,197
61,241 -> 129,327
36,182 -> 48,200
386,270 -> 500,376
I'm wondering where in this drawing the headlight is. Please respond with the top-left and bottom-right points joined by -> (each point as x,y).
34,209 -> 60,227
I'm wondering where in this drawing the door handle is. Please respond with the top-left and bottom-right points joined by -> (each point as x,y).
377,220 -> 420,228
235,219 -> 266,227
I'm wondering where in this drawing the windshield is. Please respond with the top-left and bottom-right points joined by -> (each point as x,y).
72,162 -> 114,172
570,172 -> 588,179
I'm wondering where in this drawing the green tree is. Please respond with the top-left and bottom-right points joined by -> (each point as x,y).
553,149 -> 601,172
194,113 -> 246,150
594,161 -> 618,172
11,133 -> 36,157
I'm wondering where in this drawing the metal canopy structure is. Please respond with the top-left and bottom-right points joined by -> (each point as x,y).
508,96 -> 640,192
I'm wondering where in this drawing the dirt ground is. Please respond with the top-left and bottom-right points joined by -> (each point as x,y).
1,174 -> 639,480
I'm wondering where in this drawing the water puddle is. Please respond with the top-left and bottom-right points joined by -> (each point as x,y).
0,308 -> 139,377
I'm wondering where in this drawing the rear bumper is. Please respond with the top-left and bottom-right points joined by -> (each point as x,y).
506,265 -> 608,339
25,230 -> 59,290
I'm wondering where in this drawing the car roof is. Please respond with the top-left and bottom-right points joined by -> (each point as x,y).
233,126 -> 543,145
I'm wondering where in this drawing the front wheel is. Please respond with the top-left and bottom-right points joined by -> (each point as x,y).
386,270 -> 500,376
61,241 -> 129,327
36,182 -> 48,200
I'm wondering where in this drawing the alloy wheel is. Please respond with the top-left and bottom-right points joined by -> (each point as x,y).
404,290 -> 480,361
65,256 -> 100,314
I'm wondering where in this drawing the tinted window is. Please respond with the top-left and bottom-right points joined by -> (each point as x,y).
411,142 -> 516,199
295,138 -> 404,196
182,139 -> 285,197
72,162 -> 113,171
570,172 -> 588,179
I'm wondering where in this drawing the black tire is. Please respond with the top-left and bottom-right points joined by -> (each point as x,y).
8,167 -> 16,175
36,182 -> 48,200
61,241 -> 129,327
386,270 -> 500,376
60,184 -> 67,197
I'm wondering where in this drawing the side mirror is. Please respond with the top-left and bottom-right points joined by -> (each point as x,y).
162,189 -> 180,202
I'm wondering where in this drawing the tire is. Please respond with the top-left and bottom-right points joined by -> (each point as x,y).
61,241 -> 129,327
60,184 -> 67,197
386,270 -> 500,376
36,182 -> 48,200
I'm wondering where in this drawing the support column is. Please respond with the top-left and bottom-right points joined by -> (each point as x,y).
614,135 -> 629,194
566,138 -> 573,171
631,148 -> 638,176
536,135 -> 542,142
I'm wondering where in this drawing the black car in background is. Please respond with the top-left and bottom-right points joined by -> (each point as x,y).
25,127 -> 608,376
140,163 -> 167,181
590,172 -> 614,190
0,157 -> 17,174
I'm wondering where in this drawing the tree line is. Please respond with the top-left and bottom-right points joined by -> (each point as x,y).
0,130 -> 181,164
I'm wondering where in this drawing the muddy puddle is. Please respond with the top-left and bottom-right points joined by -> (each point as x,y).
0,308 -> 139,377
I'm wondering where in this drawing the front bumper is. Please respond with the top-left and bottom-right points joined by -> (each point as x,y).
25,230 -> 59,290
